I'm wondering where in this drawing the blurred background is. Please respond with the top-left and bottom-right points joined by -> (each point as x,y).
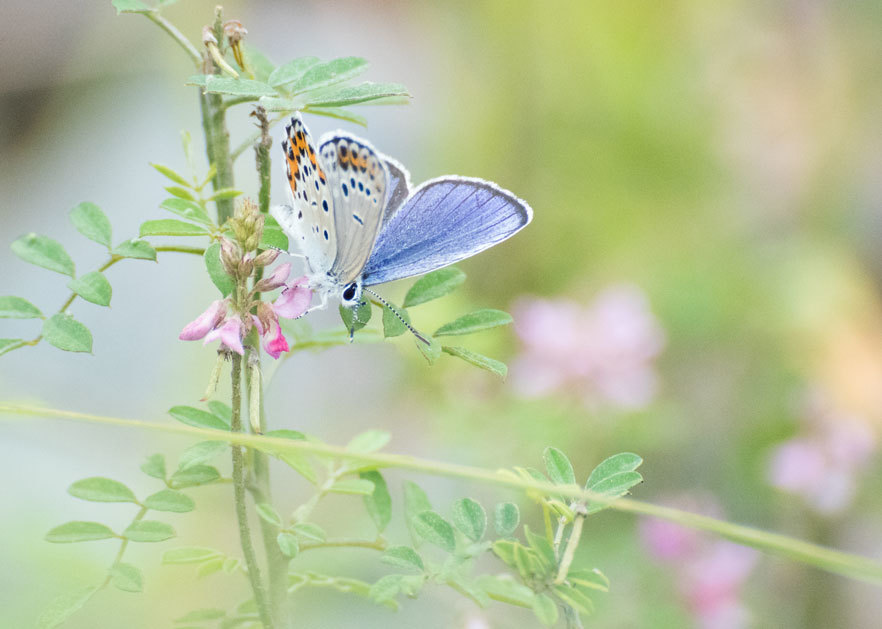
3,0 -> 882,627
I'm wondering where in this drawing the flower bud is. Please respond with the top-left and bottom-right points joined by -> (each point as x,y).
220,237 -> 241,276
254,248 -> 280,268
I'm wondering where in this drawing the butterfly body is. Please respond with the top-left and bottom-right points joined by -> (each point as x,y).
271,114 -> 532,317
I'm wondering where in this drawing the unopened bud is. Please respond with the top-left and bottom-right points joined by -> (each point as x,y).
254,248 -> 280,267
255,301 -> 276,332
220,238 -> 241,276
238,254 -> 254,278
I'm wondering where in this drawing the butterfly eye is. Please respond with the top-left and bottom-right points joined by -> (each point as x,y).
342,283 -> 358,302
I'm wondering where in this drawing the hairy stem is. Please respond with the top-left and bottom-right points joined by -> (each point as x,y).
253,106 -> 273,216
231,355 -> 274,629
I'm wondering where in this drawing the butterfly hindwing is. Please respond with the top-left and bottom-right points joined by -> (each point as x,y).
318,133 -> 388,285
361,176 -> 532,286
380,154 -> 412,226
272,114 -> 336,274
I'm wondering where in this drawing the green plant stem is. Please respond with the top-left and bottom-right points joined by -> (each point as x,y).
143,11 -> 202,65
6,404 -> 882,586
300,538 -> 387,552
230,355 -> 274,629
253,106 -> 272,216
100,506 -> 148,589
554,513 -> 584,584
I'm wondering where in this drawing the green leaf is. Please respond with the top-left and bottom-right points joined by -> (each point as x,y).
139,219 -> 209,237
203,242 -> 234,297
291,522 -> 326,542
381,302 -> 410,338
150,162 -> 192,187
291,57 -> 369,93
413,511 -> 456,552
329,478 -> 375,495
162,547 -> 223,564
277,532 -> 300,558
585,471 -> 644,514
256,503 -> 284,527
0,296 -> 41,319
268,56 -> 321,88
552,584 -> 595,616
169,465 -> 221,489
532,593 -> 559,626
159,198 -> 213,226
435,309 -> 512,337
441,346 -> 507,378
45,521 -> 115,543
381,546 -> 424,572
141,453 -> 166,480
259,226 -> 289,251
37,585 -> 98,629
404,481 -> 432,545
204,76 -> 276,98
494,502 -> 520,536
242,43 -> 276,82
452,498 -> 487,542
178,440 -> 228,470
42,314 -> 92,353
165,185 -> 196,201
416,335 -> 442,364
302,82 -> 411,108
205,188 -> 242,201
185,74 -> 207,87
567,569 -> 610,593
196,557 -> 225,578
544,446 -> 576,486
67,271 -> 112,307
347,429 -> 390,453
524,525 -> 556,571
124,520 -> 175,542
339,300 -> 372,333
168,405 -> 230,431
268,430 -> 317,484
403,267 -> 465,307
207,401 -> 232,423
586,452 -> 643,488
477,575 -> 535,608
69,202 -> 112,248
112,239 -> 156,261
109,563 -> 143,593
0,339 -> 23,356
361,470 -> 392,532
68,477 -> 136,503
369,574 -> 424,604
445,574 -> 490,608
304,106 -> 367,127
143,489 -> 194,513
112,0 -> 151,14
11,233 -> 75,276
174,608 -> 226,623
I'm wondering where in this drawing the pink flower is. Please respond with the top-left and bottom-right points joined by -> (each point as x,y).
253,262 -> 292,292
273,275 -> 312,319
179,300 -> 227,341
263,319 -> 289,359
511,285 -> 665,411
204,317 -> 245,355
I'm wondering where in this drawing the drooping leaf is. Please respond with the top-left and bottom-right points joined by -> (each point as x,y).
203,76 -> 276,98
259,226 -> 288,251
165,185 -> 196,201
143,489 -> 195,513
347,430 -> 390,453
339,300 -> 372,333
277,532 -> 299,558
168,405 -> 229,431
11,233 -> 75,276
302,82 -> 411,108
412,511 -> 456,552
441,346 -> 507,378
69,202 -> 112,248
169,465 -> 221,489
403,267 -> 466,307
381,546 -> 424,572
123,520 -> 175,542
329,478 -> 375,495
112,239 -> 156,261
434,309 -> 513,336
256,503 -> 284,527
139,219 -> 209,237
304,106 -> 367,127
150,162 -> 192,187
205,188 -> 242,201
416,335 -> 442,364
567,569 -> 610,593
544,446 -> 576,486
45,521 -> 115,543
203,242 -> 234,297
267,56 -> 321,88
476,575 -> 535,608
361,470 -> 391,532
291,522 -> 326,542
159,198 -> 213,226
161,547 -> 223,564
552,583 -> 595,616
290,57 -> 369,94
381,302 -> 410,337
178,440 -> 228,470
452,498 -> 487,542
268,430 -> 317,484
532,593 -> 559,626
36,585 -> 98,629
42,314 -> 92,353
0,296 -> 42,319
67,271 -> 112,306
524,525 -> 556,571
404,481 -> 432,545
109,563 -> 143,593
140,453 -> 166,480
494,502 -> 520,537
68,477 -> 136,503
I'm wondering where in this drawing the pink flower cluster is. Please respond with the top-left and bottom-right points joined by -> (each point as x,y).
767,390 -> 876,514
510,285 -> 665,410
179,263 -> 311,359
640,497 -> 758,629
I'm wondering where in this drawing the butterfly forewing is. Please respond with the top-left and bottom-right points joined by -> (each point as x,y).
361,177 -> 532,286
272,114 -> 336,274
318,134 -> 388,285
379,154 -> 412,226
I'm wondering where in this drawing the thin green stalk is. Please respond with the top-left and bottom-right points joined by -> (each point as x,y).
100,506 -> 148,589
5,404 -> 882,586
300,538 -> 387,552
230,356 -> 274,629
143,11 -> 201,65
554,512 -> 585,584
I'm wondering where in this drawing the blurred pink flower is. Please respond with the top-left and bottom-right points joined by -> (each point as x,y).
179,269 -> 311,359
641,496 -> 757,629
511,285 -> 665,410
767,391 -> 876,514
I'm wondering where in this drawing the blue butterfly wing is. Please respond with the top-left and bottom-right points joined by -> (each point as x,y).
361,176 -> 532,286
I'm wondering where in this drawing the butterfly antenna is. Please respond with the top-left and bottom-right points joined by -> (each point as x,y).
363,287 -> 431,345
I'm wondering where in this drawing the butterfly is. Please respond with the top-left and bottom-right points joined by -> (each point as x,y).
270,113 -> 532,339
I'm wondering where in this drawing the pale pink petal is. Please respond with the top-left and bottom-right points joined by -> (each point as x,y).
767,440 -> 826,492
251,314 -> 264,335
179,300 -> 227,341
204,318 -> 244,355
253,262 -> 292,292
263,320 -> 289,359
273,276 -> 312,319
